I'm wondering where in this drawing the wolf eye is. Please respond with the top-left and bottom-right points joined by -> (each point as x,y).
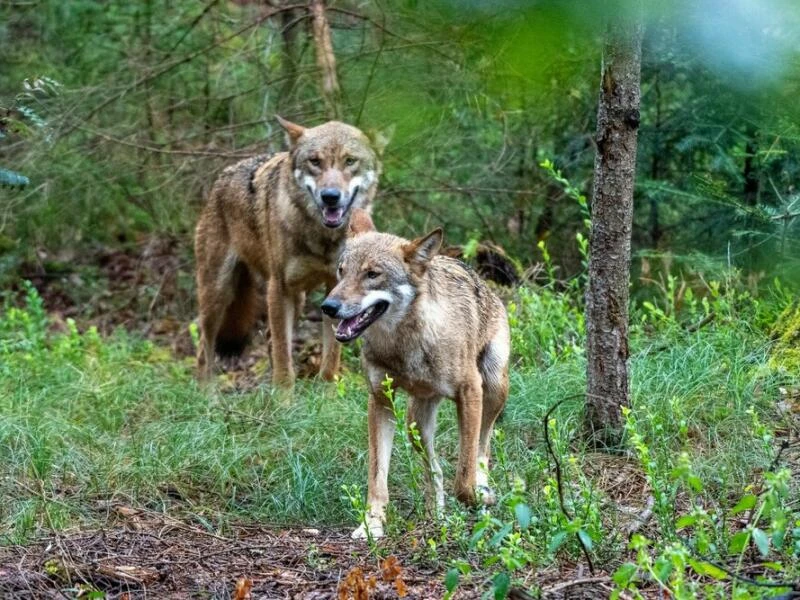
308,157 -> 321,168
366,270 -> 380,279
337,265 -> 344,277
345,156 -> 357,167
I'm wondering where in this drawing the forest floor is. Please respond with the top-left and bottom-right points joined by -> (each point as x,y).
0,517 -> 613,599
1,236 -> 799,599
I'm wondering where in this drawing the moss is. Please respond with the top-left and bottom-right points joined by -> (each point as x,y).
768,300 -> 800,372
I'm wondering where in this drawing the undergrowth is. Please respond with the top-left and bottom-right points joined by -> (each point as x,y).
1,273 -> 798,597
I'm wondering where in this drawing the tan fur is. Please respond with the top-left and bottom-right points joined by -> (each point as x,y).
323,211 -> 510,538
195,119 -> 385,387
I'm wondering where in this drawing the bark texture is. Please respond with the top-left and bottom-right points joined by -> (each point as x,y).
585,19 -> 643,446
310,0 -> 341,120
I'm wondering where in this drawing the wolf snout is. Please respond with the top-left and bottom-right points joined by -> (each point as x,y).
320,188 -> 342,207
320,297 -> 342,318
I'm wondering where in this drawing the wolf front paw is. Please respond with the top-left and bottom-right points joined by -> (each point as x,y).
351,514 -> 385,540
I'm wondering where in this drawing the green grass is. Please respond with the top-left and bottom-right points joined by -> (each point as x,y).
1,281 -> 798,597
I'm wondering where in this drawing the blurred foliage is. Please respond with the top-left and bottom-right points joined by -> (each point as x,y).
0,0 -> 799,285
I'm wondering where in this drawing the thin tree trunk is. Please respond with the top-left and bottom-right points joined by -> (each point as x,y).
585,17 -> 643,446
649,70 -> 662,247
278,3 -> 302,110
310,0 -> 341,120
742,124 -> 760,269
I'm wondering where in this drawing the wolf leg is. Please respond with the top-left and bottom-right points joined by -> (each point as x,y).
267,277 -> 296,389
454,370 -> 483,505
352,389 -> 395,540
407,397 -> 444,515
196,251 -> 237,380
476,328 -> 511,505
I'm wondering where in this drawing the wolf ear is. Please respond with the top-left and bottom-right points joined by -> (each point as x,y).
276,115 -> 305,147
348,208 -> 376,237
403,228 -> 443,266
369,124 -> 394,157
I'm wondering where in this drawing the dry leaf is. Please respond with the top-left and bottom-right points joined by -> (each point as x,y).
233,577 -> 253,600
394,576 -> 408,597
338,567 -> 369,600
381,555 -> 402,582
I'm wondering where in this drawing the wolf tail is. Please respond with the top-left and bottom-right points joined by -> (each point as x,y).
215,262 -> 260,357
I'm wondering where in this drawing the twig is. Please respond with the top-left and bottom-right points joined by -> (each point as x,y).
165,0 -> 222,56
327,6 -> 456,62
624,495 -> 655,537
354,5 -> 386,126
767,438 -> 790,473
61,4 -> 307,137
77,126 -> 255,158
543,394 -> 596,575
381,185 -> 543,196
542,576 -> 613,594
677,538 -> 799,591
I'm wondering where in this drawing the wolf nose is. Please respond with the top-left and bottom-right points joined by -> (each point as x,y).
320,298 -> 342,318
320,188 -> 342,206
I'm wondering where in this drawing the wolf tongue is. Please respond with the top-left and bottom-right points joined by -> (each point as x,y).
324,207 -> 344,224
336,316 -> 359,337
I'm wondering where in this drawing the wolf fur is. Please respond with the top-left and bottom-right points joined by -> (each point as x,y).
195,118 -> 386,387
321,210 -> 510,538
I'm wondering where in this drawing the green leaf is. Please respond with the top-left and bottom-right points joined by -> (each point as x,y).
577,528 -> 593,551
493,572 -> 510,600
676,514 -> 697,529
772,526 -> 786,550
470,523 -> 487,548
612,562 -> 638,587
514,503 -> 531,530
654,556 -> 674,582
444,568 -> 459,592
730,494 -> 757,515
490,522 -> 513,547
548,531 -> 567,554
728,531 -> 749,554
688,559 -> 728,580
752,527 -> 770,557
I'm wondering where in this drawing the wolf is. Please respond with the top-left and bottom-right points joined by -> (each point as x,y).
321,211 -> 510,539
194,117 -> 387,388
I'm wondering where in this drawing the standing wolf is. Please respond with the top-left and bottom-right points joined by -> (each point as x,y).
195,118 -> 385,387
321,211 -> 510,539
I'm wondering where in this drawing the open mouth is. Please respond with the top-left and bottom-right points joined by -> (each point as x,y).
320,186 -> 359,229
335,300 -> 389,342
322,206 -> 345,228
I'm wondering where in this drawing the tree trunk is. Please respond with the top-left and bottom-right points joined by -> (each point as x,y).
585,18 -> 643,447
310,0 -> 341,120
649,70 -> 662,247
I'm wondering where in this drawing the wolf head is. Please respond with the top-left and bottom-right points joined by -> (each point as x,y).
321,210 -> 443,342
277,116 -> 388,229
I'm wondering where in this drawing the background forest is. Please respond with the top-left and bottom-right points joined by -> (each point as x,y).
1,1 -> 800,598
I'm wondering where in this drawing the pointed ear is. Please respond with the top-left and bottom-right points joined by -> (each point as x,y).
348,208 -> 376,237
276,115 -> 305,147
369,124 -> 394,157
403,228 -> 443,266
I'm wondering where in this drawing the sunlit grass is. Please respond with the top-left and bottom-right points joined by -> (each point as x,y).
0,284 -> 790,551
